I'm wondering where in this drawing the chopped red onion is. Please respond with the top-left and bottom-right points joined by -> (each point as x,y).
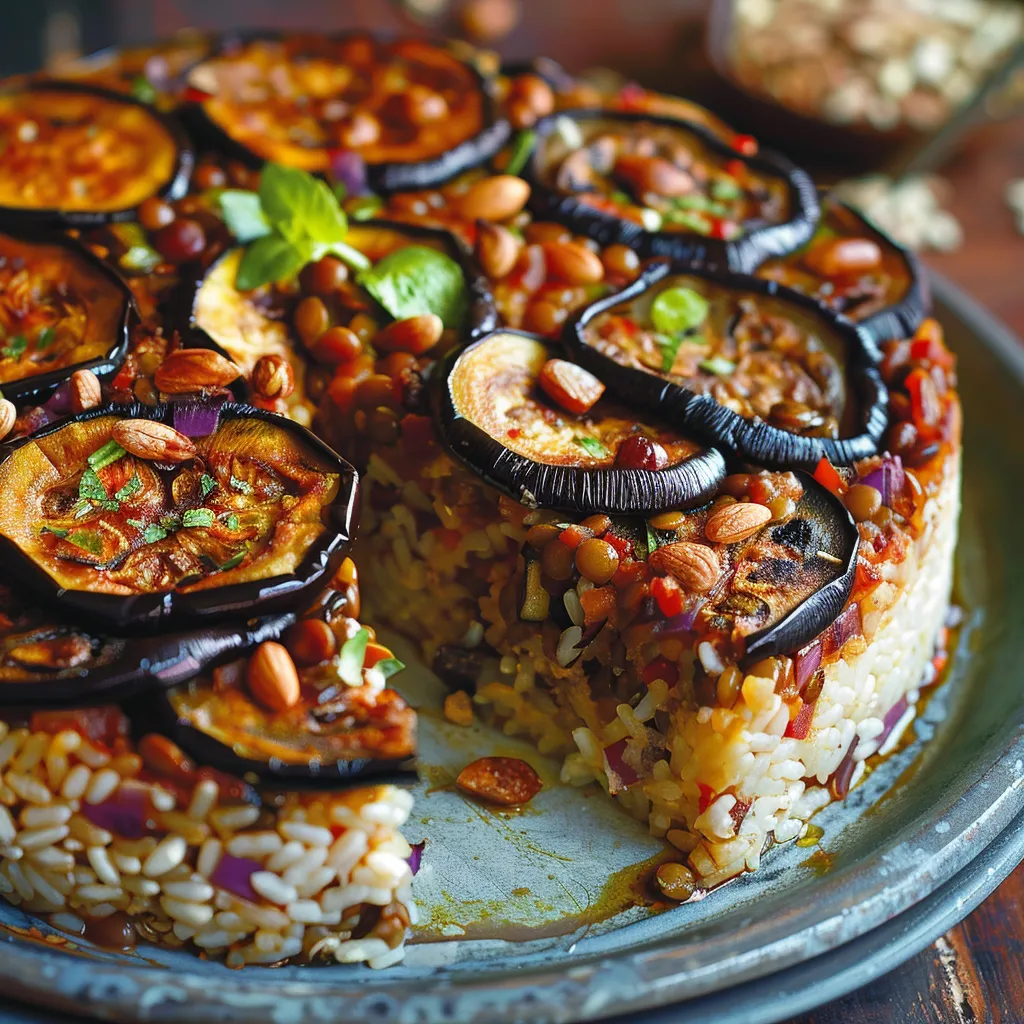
878,696 -> 910,746
43,381 -> 72,416
210,853 -> 262,903
171,392 -> 228,437
828,603 -> 861,656
81,785 -> 154,839
859,455 -> 905,507
328,149 -> 369,196
408,841 -> 425,876
659,596 -> 707,637
830,737 -> 860,799
794,639 -> 823,694
603,737 -> 639,794
784,700 -> 815,740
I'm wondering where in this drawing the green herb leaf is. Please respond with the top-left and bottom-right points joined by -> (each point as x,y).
229,475 -> 253,494
259,163 -> 348,245
375,657 -> 406,680
699,356 -> 737,376
200,473 -> 218,498
710,177 -> 743,201
218,550 -> 246,571
349,195 -> 383,221
219,189 -> 272,243
87,440 -> 127,470
120,244 -> 162,275
78,468 -> 109,503
160,512 -> 181,531
143,523 -> 168,544
36,327 -> 56,350
358,245 -> 468,329
573,435 -> 610,459
222,512 -> 240,531
73,501 -> 93,520
66,530 -> 104,555
130,75 -> 157,104
236,233 -> 311,292
126,518 -> 146,529
504,129 -> 536,177
319,239 -> 371,272
338,627 -> 370,687
40,525 -> 68,539
651,286 -> 709,335
182,507 -> 216,529
653,331 -> 683,373
114,474 -> 142,502
2,334 -> 27,360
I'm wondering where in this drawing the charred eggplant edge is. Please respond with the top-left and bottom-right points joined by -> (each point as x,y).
525,108 -> 820,273
434,327 -> 727,515
566,260 -> 889,470
0,401 -> 360,631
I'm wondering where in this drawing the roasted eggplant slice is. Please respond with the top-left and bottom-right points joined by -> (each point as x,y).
704,473 -> 859,663
0,229 -> 133,404
0,603 -> 294,707
757,199 -> 928,346
568,260 -> 887,469
184,33 -> 510,192
435,329 -> 726,514
0,402 -> 358,630
155,633 -> 417,785
526,110 -> 819,272
0,82 -> 192,228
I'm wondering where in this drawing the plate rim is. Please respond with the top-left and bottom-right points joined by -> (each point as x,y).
2,271 -> 1023,1024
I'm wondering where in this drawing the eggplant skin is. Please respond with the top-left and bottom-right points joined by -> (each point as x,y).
567,261 -> 889,470
182,31 -> 510,193
0,228 -> 135,406
525,109 -> 820,274
435,328 -> 727,515
0,613 -> 295,707
0,81 -> 193,230
0,402 -> 360,632
740,471 -> 859,665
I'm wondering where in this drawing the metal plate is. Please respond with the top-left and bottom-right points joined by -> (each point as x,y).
1,273 -> 1022,1023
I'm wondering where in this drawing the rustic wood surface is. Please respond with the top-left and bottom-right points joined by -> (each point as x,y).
786,115 -> 1024,1024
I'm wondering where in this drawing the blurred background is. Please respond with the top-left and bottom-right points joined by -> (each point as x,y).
1,0 -> 1023,317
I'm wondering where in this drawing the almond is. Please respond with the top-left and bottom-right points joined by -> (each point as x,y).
246,641 -> 301,712
704,502 -> 772,544
649,541 -> 720,593
251,354 -> 295,399
153,348 -> 241,394
69,369 -> 102,413
285,618 -> 337,667
541,241 -> 604,285
614,154 -> 694,198
0,398 -> 16,440
112,419 -> 197,463
453,175 -> 531,222
538,358 -> 605,414
475,220 -> 520,279
374,313 -> 444,355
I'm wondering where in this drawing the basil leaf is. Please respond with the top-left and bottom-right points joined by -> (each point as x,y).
338,627 -> 370,687
236,233 -> 311,291
66,530 -> 103,555
375,657 -> 406,680
182,508 -> 216,528
651,286 -> 709,335
219,190 -> 272,243
573,435 -> 610,459
143,523 -> 168,544
358,245 -> 468,329
200,473 -> 218,498
114,474 -> 142,501
78,469 -> 109,503
87,440 -> 127,470
259,163 -> 348,244
319,239 -> 371,273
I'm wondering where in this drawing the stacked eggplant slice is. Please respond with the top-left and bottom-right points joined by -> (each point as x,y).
0,26 -> 954,963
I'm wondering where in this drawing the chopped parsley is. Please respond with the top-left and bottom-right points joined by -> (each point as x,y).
143,524 -> 169,544
200,473 -> 218,498
229,475 -> 253,495
182,507 -> 216,529
222,512 -> 240,531
78,469 -> 109,503
1,334 -> 27,360
573,435 -> 610,459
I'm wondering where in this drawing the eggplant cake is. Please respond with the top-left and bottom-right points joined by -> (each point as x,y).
0,33 -> 960,965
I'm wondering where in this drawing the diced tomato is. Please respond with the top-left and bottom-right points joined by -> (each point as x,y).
709,219 -> 737,240
725,158 -> 746,178
732,133 -> 758,156
507,428 -> 521,439
612,559 -> 647,587
697,782 -> 715,813
906,368 -> 942,440
605,532 -> 633,559
784,700 -> 815,740
559,524 -> 591,549
642,656 -> 679,687
109,353 -> 138,392
813,456 -> 846,496
580,585 -> 616,626
183,85 -> 213,102
651,575 -> 683,617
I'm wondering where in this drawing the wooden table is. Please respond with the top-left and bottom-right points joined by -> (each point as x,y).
788,115 -> 1024,1024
